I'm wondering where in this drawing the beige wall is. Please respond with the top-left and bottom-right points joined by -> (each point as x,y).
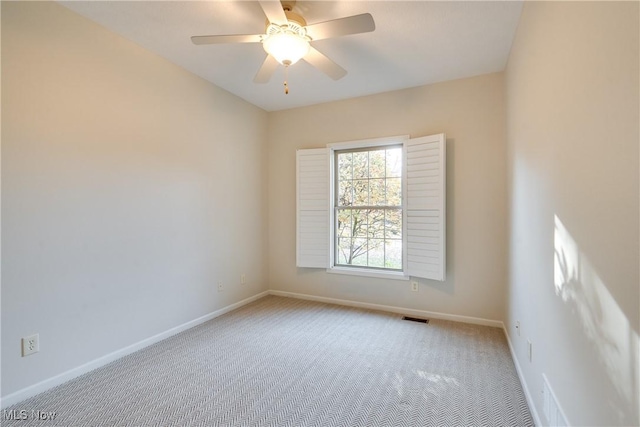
268,73 -> 508,322
6,3 -> 638,424
1,1 -> 269,396
505,2 -> 639,425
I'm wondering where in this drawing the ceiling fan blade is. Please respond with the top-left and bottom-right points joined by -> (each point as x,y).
258,0 -> 288,26
191,34 -> 262,45
254,55 -> 280,83
305,13 -> 375,41
303,46 -> 347,80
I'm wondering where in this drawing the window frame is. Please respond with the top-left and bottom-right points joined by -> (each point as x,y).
327,136 -> 410,281
296,133 -> 446,282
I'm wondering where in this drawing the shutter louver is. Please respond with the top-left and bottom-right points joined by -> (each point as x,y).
296,148 -> 330,268
406,134 -> 446,281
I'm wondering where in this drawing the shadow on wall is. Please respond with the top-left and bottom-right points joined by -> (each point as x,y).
553,215 -> 639,424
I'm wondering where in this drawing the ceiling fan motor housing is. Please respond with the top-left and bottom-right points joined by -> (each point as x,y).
264,10 -> 307,34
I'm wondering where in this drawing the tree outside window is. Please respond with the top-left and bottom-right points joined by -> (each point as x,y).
335,146 -> 402,270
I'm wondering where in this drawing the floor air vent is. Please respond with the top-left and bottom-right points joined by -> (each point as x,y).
403,316 -> 429,324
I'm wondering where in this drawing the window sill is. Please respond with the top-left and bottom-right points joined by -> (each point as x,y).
326,266 -> 409,281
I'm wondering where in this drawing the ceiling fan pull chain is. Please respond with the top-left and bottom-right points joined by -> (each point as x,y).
284,64 -> 290,95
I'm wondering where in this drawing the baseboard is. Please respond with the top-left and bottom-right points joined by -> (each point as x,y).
268,290 -> 503,328
0,291 -> 270,409
502,324 -> 543,427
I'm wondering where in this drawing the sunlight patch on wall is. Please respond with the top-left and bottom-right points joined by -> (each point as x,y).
553,215 -> 639,424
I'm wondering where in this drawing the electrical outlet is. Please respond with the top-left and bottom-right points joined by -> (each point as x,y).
22,334 -> 39,357
411,281 -> 419,292
515,320 -> 520,336
241,274 -> 246,285
217,283 -> 224,292
528,339 -> 533,362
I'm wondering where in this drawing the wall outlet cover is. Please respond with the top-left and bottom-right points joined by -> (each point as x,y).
22,334 -> 40,357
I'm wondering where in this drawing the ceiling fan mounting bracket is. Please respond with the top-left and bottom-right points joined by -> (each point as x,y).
281,1 -> 296,12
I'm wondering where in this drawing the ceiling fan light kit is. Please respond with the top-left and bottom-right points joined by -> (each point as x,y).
191,0 -> 375,94
262,22 -> 310,66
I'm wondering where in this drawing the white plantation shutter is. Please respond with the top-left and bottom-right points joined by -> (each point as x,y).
296,148 -> 330,268
406,134 -> 446,281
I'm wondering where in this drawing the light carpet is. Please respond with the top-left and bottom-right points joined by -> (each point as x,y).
3,296 -> 534,426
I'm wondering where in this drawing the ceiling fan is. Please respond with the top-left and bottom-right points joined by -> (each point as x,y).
191,0 -> 375,93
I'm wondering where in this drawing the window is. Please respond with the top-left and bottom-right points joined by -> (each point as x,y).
296,134 -> 446,282
335,146 -> 403,270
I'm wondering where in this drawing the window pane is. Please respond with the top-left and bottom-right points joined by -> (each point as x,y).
367,209 -> 385,239
386,178 -> 402,206
334,144 -> 403,272
368,239 -> 385,268
369,179 -> 386,206
338,152 -> 352,181
337,237 -> 352,265
386,148 -> 402,178
338,180 -> 353,206
351,238 -> 368,265
352,152 -> 368,179
337,210 -> 352,238
385,240 -> 402,269
352,209 -> 368,238
369,150 -> 385,178
369,179 -> 387,206
353,180 -> 369,206
385,209 -> 402,239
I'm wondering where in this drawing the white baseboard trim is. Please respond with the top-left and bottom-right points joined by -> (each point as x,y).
502,324 -> 543,427
0,291 -> 270,409
268,290 -> 503,328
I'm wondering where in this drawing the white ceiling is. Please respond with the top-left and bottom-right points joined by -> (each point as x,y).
59,1 -> 523,112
